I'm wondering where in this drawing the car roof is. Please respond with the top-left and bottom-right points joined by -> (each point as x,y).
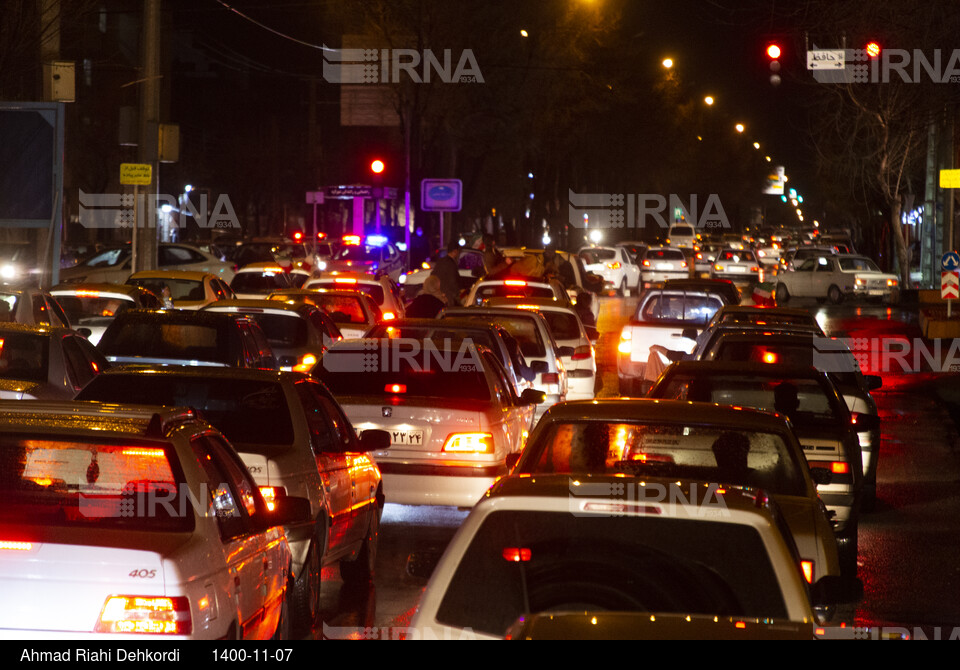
204,298 -> 311,315
0,400 -> 204,439
128,270 -> 215,280
112,309 -> 249,324
482,297 -> 576,313
98,365 -> 302,383
234,263 -> 288,273
663,360 -> 832,381
50,283 -> 156,298
716,305 -> 814,319
0,322 -> 73,337
536,398 -> 792,432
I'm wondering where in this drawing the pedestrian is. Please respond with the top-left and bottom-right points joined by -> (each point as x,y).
482,233 -> 509,276
430,239 -> 463,307
406,275 -> 447,319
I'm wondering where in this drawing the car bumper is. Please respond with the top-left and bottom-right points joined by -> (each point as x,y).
377,463 -> 507,507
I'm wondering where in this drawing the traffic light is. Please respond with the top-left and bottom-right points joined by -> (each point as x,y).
766,43 -> 782,86
865,41 -> 881,58
370,159 -> 385,175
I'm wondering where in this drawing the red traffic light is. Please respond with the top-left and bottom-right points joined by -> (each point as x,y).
370,159 -> 385,174
766,44 -> 782,60
865,42 -> 881,58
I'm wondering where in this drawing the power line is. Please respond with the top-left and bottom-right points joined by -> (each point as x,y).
211,0 -> 335,52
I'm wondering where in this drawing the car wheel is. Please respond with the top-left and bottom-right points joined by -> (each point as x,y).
619,278 -> 628,297
837,533 -> 858,577
290,536 -> 323,637
340,505 -> 380,585
828,285 -> 844,305
775,283 -> 790,304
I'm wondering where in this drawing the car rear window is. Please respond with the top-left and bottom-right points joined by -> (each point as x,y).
537,310 -> 581,341
443,313 -> 546,358
476,284 -> 555,304
670,226 -> 695,236
53,294 -> 137,323
231,272 -> 291,293
311,281 -> 385,306
638,294 -> 721,324
435,510 -> 788,636
521,421 -> 807,496
0,332 -> 49,382
579,249 -> 616,264
712,341 -> 860,388
645,249 -> 685,261
77,376 -> 295,446
128,278 -> 206,302
99,319 -> 231,365
0,437 -> 193,532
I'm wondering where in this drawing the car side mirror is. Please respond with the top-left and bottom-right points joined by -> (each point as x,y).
358,429 -> 391,452
865,375 -> 882,391
75,327 -> 92,339
530,360 -> 549,375
851,413 -> 879,432
810,468 -> 833,486
584,326 -> 599,343
519,389 -> 546,406
267,495 -> 313,526
557,346 -> 575,358
681,327 -> 699,341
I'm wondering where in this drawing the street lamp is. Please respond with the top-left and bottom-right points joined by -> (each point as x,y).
662,58 -> 674,69
735,123 -> 745,133
704,96 -> 715,106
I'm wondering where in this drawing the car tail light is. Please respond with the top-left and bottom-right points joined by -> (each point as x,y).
0,540 -> 33,551
801,560 -> 815,584
680,261 -> 687,268
381,311 -> 397,321
887,279 -> 898,287
334,278 -> 358,285
606,262 -> 621,270
618,330 -> 632,355
502,547 -> 532,562
541,373 -> 560,384
831,461 -> 849,474
714,264 -> 724,272
504,280 -> 527,287
293,353 -> 318,373
384,383 -> 407,394
259,486 -> 287,512
572,345 -> 592,360
442,432 -> 493,453
762,352 -> 778,364
96,596 -> 192,635
642,259 -> 650,267
751,266 -> 760,273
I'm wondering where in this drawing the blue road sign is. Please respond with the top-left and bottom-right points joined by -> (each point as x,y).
942,252 -> 960,271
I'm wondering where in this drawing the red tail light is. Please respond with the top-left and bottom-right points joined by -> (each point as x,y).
502,547 -> 532,562
606,262 -> 621,270
572,345 -> 592,360
385,384 -> 407,394
504,280 -> 527,287
831,461 -> 849,474
541,373 -> 560,384
381,311 -> 397,321
801,560 -> 815,584
259,486 -> 287,512
96,596 -> 192,635
642,260 -> 651,267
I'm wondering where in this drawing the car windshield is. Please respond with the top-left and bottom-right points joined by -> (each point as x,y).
476,283 -> 555,303
839,257 -> 881,272
0,332 -> 49,382
305,295 -> 370,324
334,245 -> 381,263
637,294 -> 721,324
231,272 -> 291,293
0,437 -> 193,532
519,421 -> 807,497
128,278 -> 205,302
444,313 -> 546,358
310,280 -> 385,305
77,376 -> 295,447
81,248 -> 130,268
435,510 -> 789,637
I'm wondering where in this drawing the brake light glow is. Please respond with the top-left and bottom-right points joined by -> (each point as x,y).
831,461 -> 849,474
618,330 -> 632,355
381,311 -> 397,321
502,547 -> 532,562
385,383 -> 407,394
441,432 -> 492,453
606,262 -> 621,270
120,448 -> 166,459
334,278 -> 358,285
259,486 -> 286,512
293,353 -> 318,373
642,259 -> 651,267
801,560 -> 815,584
0,541 -> 32,551
96,596 -> 192,635
74,290 -> 101,298
762,352 -> 778,364
343,235 -> 361,245
504,280 -> 527,287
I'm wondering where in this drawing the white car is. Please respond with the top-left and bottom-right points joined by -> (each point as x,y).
126,270 -> 235,310
485,298 -> 597,401
0,401 -> 308,640
409,471 -> 835,639
60,243 -> 236,284
711,248 -> 762,283
317,339 -> 542,508
49,283 -> 165,345
229,263 -> 295,300
305,272 -> 405,322
499,248 -> 603,321
463,277 -> 572,310
577,246 -> 640,295
775,255 -> 900,305
268,289 -> 381,340
667,223 -> 697,249
639,247 -> 689,287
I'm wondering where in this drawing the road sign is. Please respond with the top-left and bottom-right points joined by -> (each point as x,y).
325,185 -> 373,200
940,170 -> 960,189
306,191 -> 325,205
942,271 -> 959,300
942,251 -> 960,271
119,163 -> 152,185
807,49 -> 846,70
421,179 -> 462,212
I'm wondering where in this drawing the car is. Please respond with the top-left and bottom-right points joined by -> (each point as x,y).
364,318 -> 537,399
268,289 -> 382,339
463,276 -> 572,310
229,263 -> 295,300
399,248 -> 485,302
408,472 -> 855,639
510,399 -> 841,587
667,223 -> 698,249
706,305 -> 823,331
97,309 -> 278,370
228,238 -> 317,275
305,272 -> 405,321
59,243 -> 236,284
778,246 -> 836,274
661,277 -> 742,306
316,338 -> 542,508
614,241 -> 647,265
648,362 -> 867,576
500,247 -> 604,318
0,401 -> 309,639
440,306 -> 568,420
693,244 -> 724,277
0,242 -> 42,287
126,270 -> 235,310
775,254 -> 900,305
695,331 -> 883,511
483,298 -> 597,401
76,368 -> 387,636
323,235 -> 405,282
577,246 -> 640,296
639,246 -> 690,287
711,248 -> 763,283
0,286 -> 72,328
203,299 -> 341,374
0,323 -> 110,399
49,283 -> 166,345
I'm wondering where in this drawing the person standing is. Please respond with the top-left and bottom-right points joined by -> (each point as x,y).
430,239 -> 462,307
406,275 -> 447,318
482,233 -> 509,276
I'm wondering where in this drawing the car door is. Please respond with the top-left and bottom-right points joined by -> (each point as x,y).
812,256 -> 837,295
481,350 -> 530,448
294,380 -> 355,555
789,259 -> 817,296
190,435 -> 273,639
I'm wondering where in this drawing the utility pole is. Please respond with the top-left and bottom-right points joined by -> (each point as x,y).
136,0 -> 161,272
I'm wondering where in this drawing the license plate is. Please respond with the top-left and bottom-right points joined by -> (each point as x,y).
729,266 -> 746,273
389,429 -> 424,446
656,263 -> 674,270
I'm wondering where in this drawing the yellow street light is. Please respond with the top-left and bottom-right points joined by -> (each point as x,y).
662,58 -> 674,69
704,96 -> 715,106
735,123 -> 745,133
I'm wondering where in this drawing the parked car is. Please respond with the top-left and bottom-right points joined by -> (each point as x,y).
97,310 -> 278,370
775,255 -> 900,305
0,401 -> 310,639
76,368 -> 387,636
60,243 -> 236,284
